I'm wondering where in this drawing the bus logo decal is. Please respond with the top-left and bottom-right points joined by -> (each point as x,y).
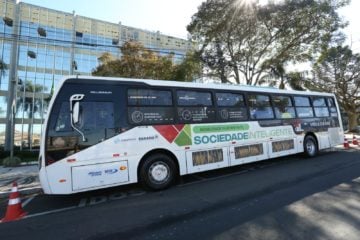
88,171 -> 102,177
153,124 -> 192,146
105,169 -> 118,174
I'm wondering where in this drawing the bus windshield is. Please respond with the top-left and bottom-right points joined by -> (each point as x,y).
45,83 -> 119,165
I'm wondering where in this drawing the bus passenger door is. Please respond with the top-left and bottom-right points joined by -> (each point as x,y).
186,147 -> 229,174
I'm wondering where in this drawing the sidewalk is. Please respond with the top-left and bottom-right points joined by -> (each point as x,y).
344,133 -> 360,141
0,162 -> 42,199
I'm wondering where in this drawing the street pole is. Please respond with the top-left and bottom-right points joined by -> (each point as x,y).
4,1 -> 20,159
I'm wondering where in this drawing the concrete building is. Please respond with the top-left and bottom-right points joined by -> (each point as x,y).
0,0 -> 195,150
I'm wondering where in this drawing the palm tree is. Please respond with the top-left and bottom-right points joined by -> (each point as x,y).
0,59 -> 7,119
259,62 -> 308,91
16,80 -> 47,149
0,58 -> 7,86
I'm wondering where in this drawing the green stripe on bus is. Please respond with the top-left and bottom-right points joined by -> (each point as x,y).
193,124 -> 250,134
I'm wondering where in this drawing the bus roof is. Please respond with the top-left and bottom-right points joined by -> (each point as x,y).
60,75 -> 334,97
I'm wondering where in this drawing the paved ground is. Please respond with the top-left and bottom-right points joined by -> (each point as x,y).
0,133 -> 359,198
0,149 -> 359,240
0,163 -> 41,198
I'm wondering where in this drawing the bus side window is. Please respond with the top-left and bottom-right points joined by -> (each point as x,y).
312,97 -> 329,117
215,92 -> 248,122
127,88 -> 174,125
327,97 -> 338,117
272,95 -> 295,119
247,94 -> 274,120
294,96 -> 314,118
176,90 -> 215,123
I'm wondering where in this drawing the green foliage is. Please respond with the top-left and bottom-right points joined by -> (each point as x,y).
92,41 -> 201,81
173,51 -> 203,82
187,0 -> 348,85
0,150 -> 39,166
311,45 -> 360,131
15,150 -> 39,159
0,151 -> 9,160
16,80 -> 47,148
2,156 -> 22,167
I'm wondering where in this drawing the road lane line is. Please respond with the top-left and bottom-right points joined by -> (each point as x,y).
22,196 -> 35,207
78,198 -> 87,207
24,206 -> 78,219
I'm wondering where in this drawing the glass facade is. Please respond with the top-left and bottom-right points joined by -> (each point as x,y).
0,0 -> 195,150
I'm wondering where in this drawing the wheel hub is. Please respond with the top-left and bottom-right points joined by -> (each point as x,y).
306,141 -> 315,155
150,162 -> 169,182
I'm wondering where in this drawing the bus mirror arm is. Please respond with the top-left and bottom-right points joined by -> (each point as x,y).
70,94 -> 87,142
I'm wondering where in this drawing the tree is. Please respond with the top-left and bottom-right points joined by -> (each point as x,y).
310,45 -> 360,131
0,59 -> 8,122
173,51 -> 203,82
17,80 -> 47,148
187,0 -> 348,85
258,61 -> 310,90
92,41 -> 201,81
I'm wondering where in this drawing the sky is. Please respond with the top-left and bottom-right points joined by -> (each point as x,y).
21,0 -> 360,51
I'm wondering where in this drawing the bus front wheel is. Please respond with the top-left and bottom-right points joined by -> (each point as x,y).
140,153 -> 177,190
304,135 -> 318,157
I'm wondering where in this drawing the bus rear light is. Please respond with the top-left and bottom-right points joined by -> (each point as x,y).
120,166 -> 127,171
113,153 -> 120,157
67,159 -> 76,163
185,146 -> 190,150
59,179 -> 66,183
232,141 -> 236,144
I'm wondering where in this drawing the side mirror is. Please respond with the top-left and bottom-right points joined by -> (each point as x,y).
70,94 -> 86,142
72,102 -> 80,124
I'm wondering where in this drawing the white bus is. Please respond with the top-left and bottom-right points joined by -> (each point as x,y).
39,76 -> 344,194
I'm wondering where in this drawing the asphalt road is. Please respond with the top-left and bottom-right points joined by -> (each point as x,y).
0,149 -> 359,240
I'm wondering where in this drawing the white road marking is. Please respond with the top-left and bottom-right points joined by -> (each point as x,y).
24,206 -> 78,219
22,196 -> 35,207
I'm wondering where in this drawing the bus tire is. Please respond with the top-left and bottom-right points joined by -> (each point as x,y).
303,135 -> 318,157
140,153 -> 177,190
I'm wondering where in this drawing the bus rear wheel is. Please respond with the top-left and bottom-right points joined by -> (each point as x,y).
304,135 -> 318,157
140,153 -> 177,190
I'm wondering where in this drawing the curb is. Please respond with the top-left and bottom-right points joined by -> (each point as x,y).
0,162 -> 38,168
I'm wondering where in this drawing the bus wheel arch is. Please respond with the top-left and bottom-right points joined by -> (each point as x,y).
138,149 -> 179,190
303,133 -> 319,157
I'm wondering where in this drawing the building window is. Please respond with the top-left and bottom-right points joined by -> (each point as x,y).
3,17 -> 13,27
37,27 -> 47,37
76,31 -> 83,38
27,50 -> 37,59
112,38 -> 119,45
